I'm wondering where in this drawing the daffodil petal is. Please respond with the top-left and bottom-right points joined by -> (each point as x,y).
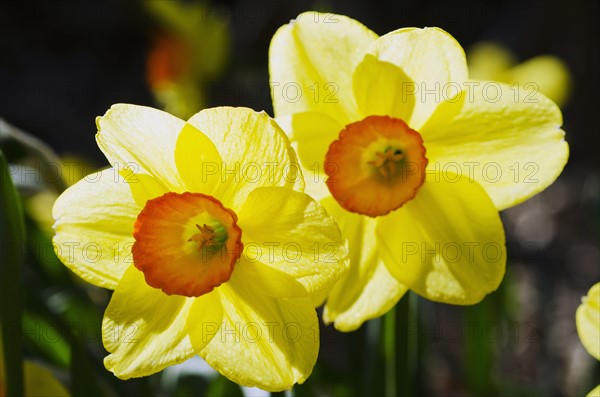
232,258 -> 308,299
576,283 -> 600,360
587,385 -> 600,397
269,12 -> 377,123
325,258 -> 408,332
421,81 -> 568,210
276,111 -> 342,172
187,107 -> 303,208
102,265 -> 222,379
320,198 -> 407,331
96,104 -> 185,191
376,173 -> 506,304
124,172 -> 168,207
309,287 -> 329,308
352,53 -> 415,121
322,199 -> 377,309
237,187 -> 348,298
174,122 -> 224,195
52,169 -> 150,289
365,27 -> 468,130
300,167 -> 332,203
274,113 -> 333,202
199,276 -> 318,391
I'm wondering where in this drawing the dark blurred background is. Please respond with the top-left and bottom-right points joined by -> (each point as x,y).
1,1 -> 598,396
1,0 -> 597,166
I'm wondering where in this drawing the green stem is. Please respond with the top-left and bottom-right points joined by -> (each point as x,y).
396,293 -> 410,397
0,150 -> 26,397
407,292 -> 420,395
464,298 -> 494,395
384,305 -> 397,397
389,292 -> 420,397
363,316 -> 381,395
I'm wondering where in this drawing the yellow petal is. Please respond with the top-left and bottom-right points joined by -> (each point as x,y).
421,81 -> 568,210
52,169 -> 153,289
174,122 -> 224,195
22,362 -> 70,397
232,257 -> 308,299
187,107 -> 303,208
365,27 -> 468,129
96,104 -> 186,191
324,257 -> 408,332
587,385 -> 600,397
275,114 -> 336,203
352,53 -> 415,121
237,187 -> 348,298
376,173 -> 506,304
276,111 -> 342,171
576,283 -> 600,360
291,162 -> 331,203
124,172 -> 168,207
269,12 -> 377,123
309,287 -> 329,308
199,275 -> 319,391
320,198 -> 407,331
102,265 -> 223,379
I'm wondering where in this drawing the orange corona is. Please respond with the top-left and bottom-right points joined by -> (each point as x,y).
325,115 -> 428,217
132,192 -> 243,297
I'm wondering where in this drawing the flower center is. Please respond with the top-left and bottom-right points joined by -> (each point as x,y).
188,223 -> 227,249
325,115 -> 428,217
133,192 -> 243,297
368,147 -> 405,178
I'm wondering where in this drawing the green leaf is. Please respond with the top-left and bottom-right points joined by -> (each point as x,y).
0,119 -> 68,194
22,311 -> 70,368
0,149 -> 26,396
69,333 -> 105,396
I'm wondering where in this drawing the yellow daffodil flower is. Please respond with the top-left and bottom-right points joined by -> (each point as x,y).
52,105 -> 348,391
467,42 -> 571,107
269,12 -> 568,331
576,283 -> 600,397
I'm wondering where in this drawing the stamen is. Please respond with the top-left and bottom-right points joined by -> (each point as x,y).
188,224 -> 215,246
368,147 -> 404,178
188,222 -> 228,252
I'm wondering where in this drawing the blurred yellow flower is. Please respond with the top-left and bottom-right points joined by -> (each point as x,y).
146,34 -> 205,119
576,283 -> 600,396
52,105 -> 348,391
269,12 -> 568,331
144,0 -> 230,119
467,42 -> 571,107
